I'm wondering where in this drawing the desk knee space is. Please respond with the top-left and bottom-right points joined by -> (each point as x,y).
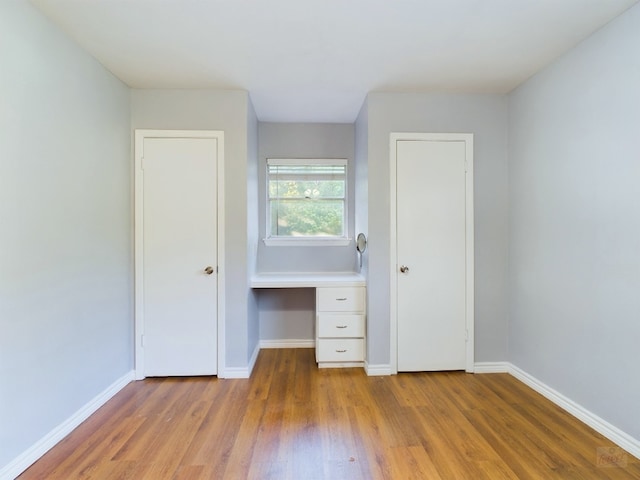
251,273 -> 366,369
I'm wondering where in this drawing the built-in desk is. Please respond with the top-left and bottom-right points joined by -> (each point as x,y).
250,272 -> 365,288
251,272 -> 366,368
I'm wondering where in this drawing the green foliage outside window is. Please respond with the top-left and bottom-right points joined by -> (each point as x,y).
268,163 -> 346,238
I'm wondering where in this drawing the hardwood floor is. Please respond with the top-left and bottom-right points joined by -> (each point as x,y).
19,349 -> 639,479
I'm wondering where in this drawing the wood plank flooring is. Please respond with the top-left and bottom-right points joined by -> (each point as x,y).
19,349 -> 640,479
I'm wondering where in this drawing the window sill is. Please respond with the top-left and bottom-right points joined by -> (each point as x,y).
263,237 -> 352,247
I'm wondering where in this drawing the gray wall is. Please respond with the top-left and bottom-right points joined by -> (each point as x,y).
0,1 -> 132,469
258,288 -> 316,342
246,101 -> 260,359
6,0 -> 638,469
508,3 -> 640,439
365,93 -> 510,366
131,89 -> 257,369
256,123 -> 357,342
256,122 -> 357,272
355,101 -> 369,277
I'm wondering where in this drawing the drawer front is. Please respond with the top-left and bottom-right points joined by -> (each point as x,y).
317,338 -> 364,362
317,287 -> 365,312
317,314 -> 365,338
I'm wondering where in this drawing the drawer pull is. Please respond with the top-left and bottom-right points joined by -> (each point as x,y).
336,297 -> 347,301
336,325 -> 348,329
336,349 -> 348,353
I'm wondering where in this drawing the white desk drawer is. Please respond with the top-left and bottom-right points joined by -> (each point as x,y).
317,287 -> 365,312
317,314 -> 365,338
317,338 -> 364,362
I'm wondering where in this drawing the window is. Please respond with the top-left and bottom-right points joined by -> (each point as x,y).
266,158 -> 348,246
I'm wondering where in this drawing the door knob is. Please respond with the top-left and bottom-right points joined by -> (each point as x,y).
204,266 -> 214,275
400,265 -> 409,273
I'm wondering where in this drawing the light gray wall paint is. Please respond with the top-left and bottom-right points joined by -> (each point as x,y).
354,101 -> 371,359
258,288 -> 316,342
355,100 -> 369,278
246,100 -> 260,360
366,93 -> 509,366
508,3 -> 640,440
256,123 -> 357,342
131,89 -> 252,368
256,122 -> 357,272
0,1 -> 131,469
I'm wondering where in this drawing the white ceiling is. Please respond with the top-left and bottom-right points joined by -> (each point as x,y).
30,0 -> 638,123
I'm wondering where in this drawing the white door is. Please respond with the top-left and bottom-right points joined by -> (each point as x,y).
393,135 -> 473,372
135,131 -> 222,377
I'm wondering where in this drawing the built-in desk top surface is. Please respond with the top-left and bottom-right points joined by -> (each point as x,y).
250,272 -> 365,288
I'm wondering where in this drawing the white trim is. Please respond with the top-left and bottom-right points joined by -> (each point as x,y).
263,237 -> 351,247
389,135 -> 398,374
248,343 -> 260,376
251,272 -> 365,289
471,362 -> 640,458
265,157 -> 349,245
134,130 -> 145,380
464,135 -> 475,373
134,130 -> 225,380
267,158 -> 348,166
223,365 -> 253,379
474,361 -> 510,374
217,133 -> 226,379
260,339 -> 315,349
389,133 -> 475,374
6,362 -> 637,477
222,344 -> 261,379
0,371 -> 134,480
318,362 -> 364,369
508,364 -> 640,459
221,367 -> 251,379
365,362 -> 393,376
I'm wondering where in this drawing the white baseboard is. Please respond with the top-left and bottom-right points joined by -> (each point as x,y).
259,339 -> 315,349
319,362 -> 364,369
221,340 -> 320,378
222,344 -> 260,379
220,366 -> 251,379
0,370 -> 134,480
365,362 -> 393,376
476,361 -> 639,458
7,360 -> 635,480
508,364 -> 640,459
474,361 -> 510,373
247,343 -> 260,377
222,364 -> 252,379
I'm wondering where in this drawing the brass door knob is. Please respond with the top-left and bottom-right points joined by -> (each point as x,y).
204,266 -> 214,275
400,265 -> 409,273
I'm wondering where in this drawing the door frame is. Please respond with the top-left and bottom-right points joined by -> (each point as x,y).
134,129 -> 225,379
389,132 -> 474,374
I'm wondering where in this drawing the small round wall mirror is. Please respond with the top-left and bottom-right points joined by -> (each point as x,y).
356,233 -> 367,254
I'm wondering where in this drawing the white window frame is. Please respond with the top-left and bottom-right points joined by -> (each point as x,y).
264,158 -> 350,247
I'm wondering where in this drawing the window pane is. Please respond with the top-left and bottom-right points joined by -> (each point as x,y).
269,180 -> 345,199
266,159 -> 347,239
270,200 -> 344,236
